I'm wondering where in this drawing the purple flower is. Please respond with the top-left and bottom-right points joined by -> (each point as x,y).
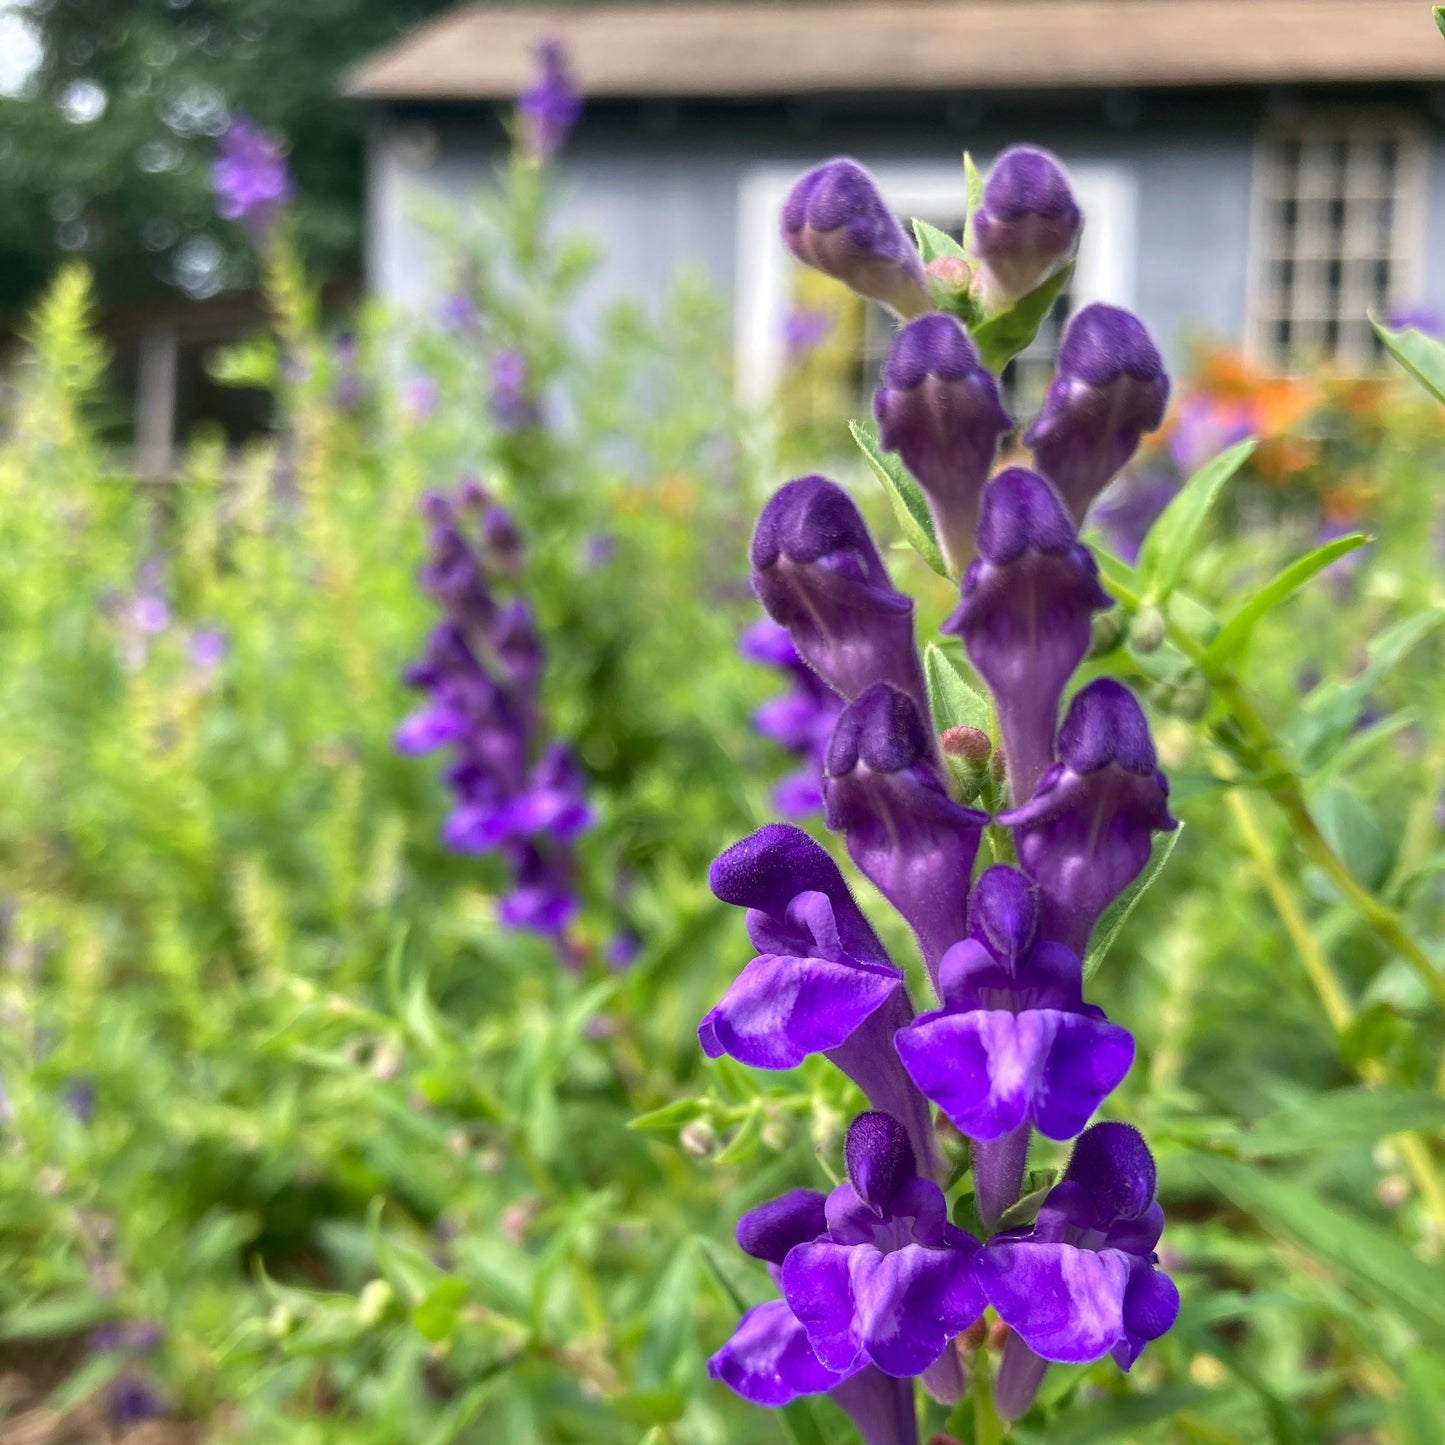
1001,680 -> 1177,956
1385,304 -> 1444,337
1167,395 -> 1253,475
782,159 -> 930,318
491,350 -> 539,432
188,629 -> 228,672
752,476 -> 927,716
894,866 -> 1134,1210
783,306 -> 835,365
977,1122 -> 1178,1370
702,825 -> 937,1175
212,117 -> 293,237
518,38 -> 582,159
62,1076 -> 96,1124
404,374 -> 440,422
106,1373 -> 164,1428
971,146 -> 1081,308
781,1113 -> 985,1378
438,292 -> 481,336
873,315 -> 1013,574
824,684 -> 987,985
743,620 -> 843,819
1024,305 -> 1170,525
1092,473 -> 1179,565
944,468 -> 1112,808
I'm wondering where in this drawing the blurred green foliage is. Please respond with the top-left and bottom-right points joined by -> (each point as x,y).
0,134 -> 1443,1445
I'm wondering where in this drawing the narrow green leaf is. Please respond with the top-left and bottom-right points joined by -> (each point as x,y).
961,151 -> 986,251
1084,826 -> 1182,978
913,217 -> 967,265
714,1102 -> 764,1164
628,1097 -> 708,1134
1205,532 -> 1368,667
924,643 -> 991,734
1401,1348 -> 1445,1445
969,261 -> 1075,374
850,420 -> 948,577
1192,1155 -> 1445,1350
1309,707 -> 1419,789
1372,311 -> 1445,403
1138,439 -> 1256,600
1212,1088 -> 1445,1160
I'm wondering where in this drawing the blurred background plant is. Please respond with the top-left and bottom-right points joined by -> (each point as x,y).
0,18 -> 1443,1445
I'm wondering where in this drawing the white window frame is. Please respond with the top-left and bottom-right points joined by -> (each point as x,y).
1244,113 -> 1428,371
735,158 -> 1139,407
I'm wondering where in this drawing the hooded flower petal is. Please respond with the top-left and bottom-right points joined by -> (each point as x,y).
783,1241 -> 864,1373
1024,304 -> 1170,524
1001,680 -> 1177,955
824,684 -> 987,983
1113,1256 -> 1181,1371
709,1299 -> 851,1405
971,146 -> 1081,307
782,158 -> 930,317
945,468 -> 1112,807
873,315 -> 1013,572
849,1242 -> 987,1378
752,477 -> 927,713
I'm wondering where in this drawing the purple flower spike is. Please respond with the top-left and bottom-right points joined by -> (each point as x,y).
702,826 -> 939,1177
213,118 -> 293,238
971,145 -> 1081,308
752,477 -> 927,715
945,469 -> 1112,808
518,38 -> 582,159
1025,305 -> 1170,525
977,1122 -> 1179,1369
873,315 -> 1014,574
1001,680 -> 1177,956
824,684 -> 987,985
890,861 -> 1138,1144
782,1112 -> 986,1379
782,159 -> 931,318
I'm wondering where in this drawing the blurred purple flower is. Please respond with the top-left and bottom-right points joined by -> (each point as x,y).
1092,473 -> 1179,565
1385,304 -> 1444,337
106,1374 -> 164,1429
332,333 -> 368,412
1167,395 -> 1253,475
492,351 -> 539,432
212,117 -> 293,237
438,292 -> 481,336
519,38 -> 582,159
188,629 -> 228,672
404,374 -> 440,423
62,1076 -> 96,1124
783,306 -> 834,366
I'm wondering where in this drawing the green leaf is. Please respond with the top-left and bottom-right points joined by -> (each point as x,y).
1401,1348 -> 1445,1445
1205,532 -> 1369,667
1312,784 -> 1392,891
850,420 -> 948,577
961,151 -> 986,252
1084,826 -> 1182,978
1372,311 -> 1445,403
1138,439 -> 1256,600
1309,707 -> 1420,789
913,217 -> 966,265
969,260 -> 1075,374
1437,4 -> 1445,40
1213,1088 -> 1445,1159
1192,1155 -> 1445,1350
714,1102 -> 764,1164
924,642 -> 991,734
628,1097 -> 708,1134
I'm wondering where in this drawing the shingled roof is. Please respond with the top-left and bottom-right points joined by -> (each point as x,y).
348,0 -> 1445,102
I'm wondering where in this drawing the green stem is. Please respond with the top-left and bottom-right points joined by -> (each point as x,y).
973,1347 -> 1006,1445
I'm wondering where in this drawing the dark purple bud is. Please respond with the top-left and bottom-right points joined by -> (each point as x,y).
971,146 -> 1081,307
995,1332 -> 1051,1421
873,315 -> 1013,573
107,1374 -> 164,1429
824,684 -> 987,985
1000,679 -> 1177,955
752,476 -> 927,714
845,1111 -> 916,1214
738,1190 -> 829,1264
945,469 -> 1112,807
969,866 -> 1036,966
1025,305 -> 1170,525
1064,1121 -> 1157,1224
782,158 -> 930,317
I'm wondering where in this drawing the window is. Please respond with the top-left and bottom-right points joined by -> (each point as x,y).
1247,118 -> 1426,370
735,160 -> 1138,415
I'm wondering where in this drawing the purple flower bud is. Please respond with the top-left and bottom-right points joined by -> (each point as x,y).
1024,305 -> 1170,525
782,1111 -> 985,1378
977,1122 -> 1178,1370
971,146 -> 1081,308
518,38 -> 582,159
738,1189 -> 829,1265
782,159 -> 930,318
873,315 -> 1013,573
1000,679 -> 1177,955
824,684 -> 987,985
944,469 -> 1112,807
752,476 -> 927,715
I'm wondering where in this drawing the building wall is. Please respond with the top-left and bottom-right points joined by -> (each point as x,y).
366,86 -> 1445,376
